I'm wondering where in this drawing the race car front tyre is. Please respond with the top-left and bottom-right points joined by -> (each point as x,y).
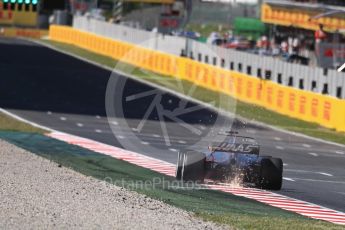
258,157 -> 283,190
181,151 -> 205,183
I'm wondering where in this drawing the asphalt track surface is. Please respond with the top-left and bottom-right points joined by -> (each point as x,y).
1,38 -> 345,213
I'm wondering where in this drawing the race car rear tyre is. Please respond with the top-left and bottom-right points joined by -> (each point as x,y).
181,151 -> 205,183
258,157 -> 283,190
175,151 -> 184,180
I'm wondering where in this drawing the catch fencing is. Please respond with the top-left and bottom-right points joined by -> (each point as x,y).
73,16 -> 345,99
49,25 -> 345,132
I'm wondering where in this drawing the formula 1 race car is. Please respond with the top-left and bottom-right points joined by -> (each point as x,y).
175,131 -> 283,190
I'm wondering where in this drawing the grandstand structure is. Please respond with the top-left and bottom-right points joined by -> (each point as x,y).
0,0 -> 39,26
262,0 -> 345,32
0,0 -> 69,28
262,0 -> 345,69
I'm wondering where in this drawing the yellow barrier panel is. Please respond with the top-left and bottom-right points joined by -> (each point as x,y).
0,27 -> 48,38
49,25 -> 345,132
261,3 -> 345,32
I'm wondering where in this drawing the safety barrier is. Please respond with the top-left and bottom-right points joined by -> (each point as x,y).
0,27 -> 48,38
49,25 -> 345,132
72,16 -> 186,56
72,16 -> 345,99
261,3 -> 345,32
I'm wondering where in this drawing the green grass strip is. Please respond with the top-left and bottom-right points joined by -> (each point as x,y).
39,39 -> 345,145
0,112 -> 46,133
0,131 -> 343,230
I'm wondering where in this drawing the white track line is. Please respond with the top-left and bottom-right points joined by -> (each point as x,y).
46,131 -> 345,225
319,172 -> 333,177
2,103 -> 345,225
0,108 -> 54,132
3,38 -> 345,224
308,152 -> 319,157
77,123 -> 84,127
27,38 -> 345,150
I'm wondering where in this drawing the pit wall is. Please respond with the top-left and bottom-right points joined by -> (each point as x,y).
49,25 -> 345,132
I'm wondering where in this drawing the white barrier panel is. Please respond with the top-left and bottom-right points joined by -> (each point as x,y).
72,16 -> 345,99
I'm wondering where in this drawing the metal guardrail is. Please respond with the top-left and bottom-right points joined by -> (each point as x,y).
72,16 -> 345,99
